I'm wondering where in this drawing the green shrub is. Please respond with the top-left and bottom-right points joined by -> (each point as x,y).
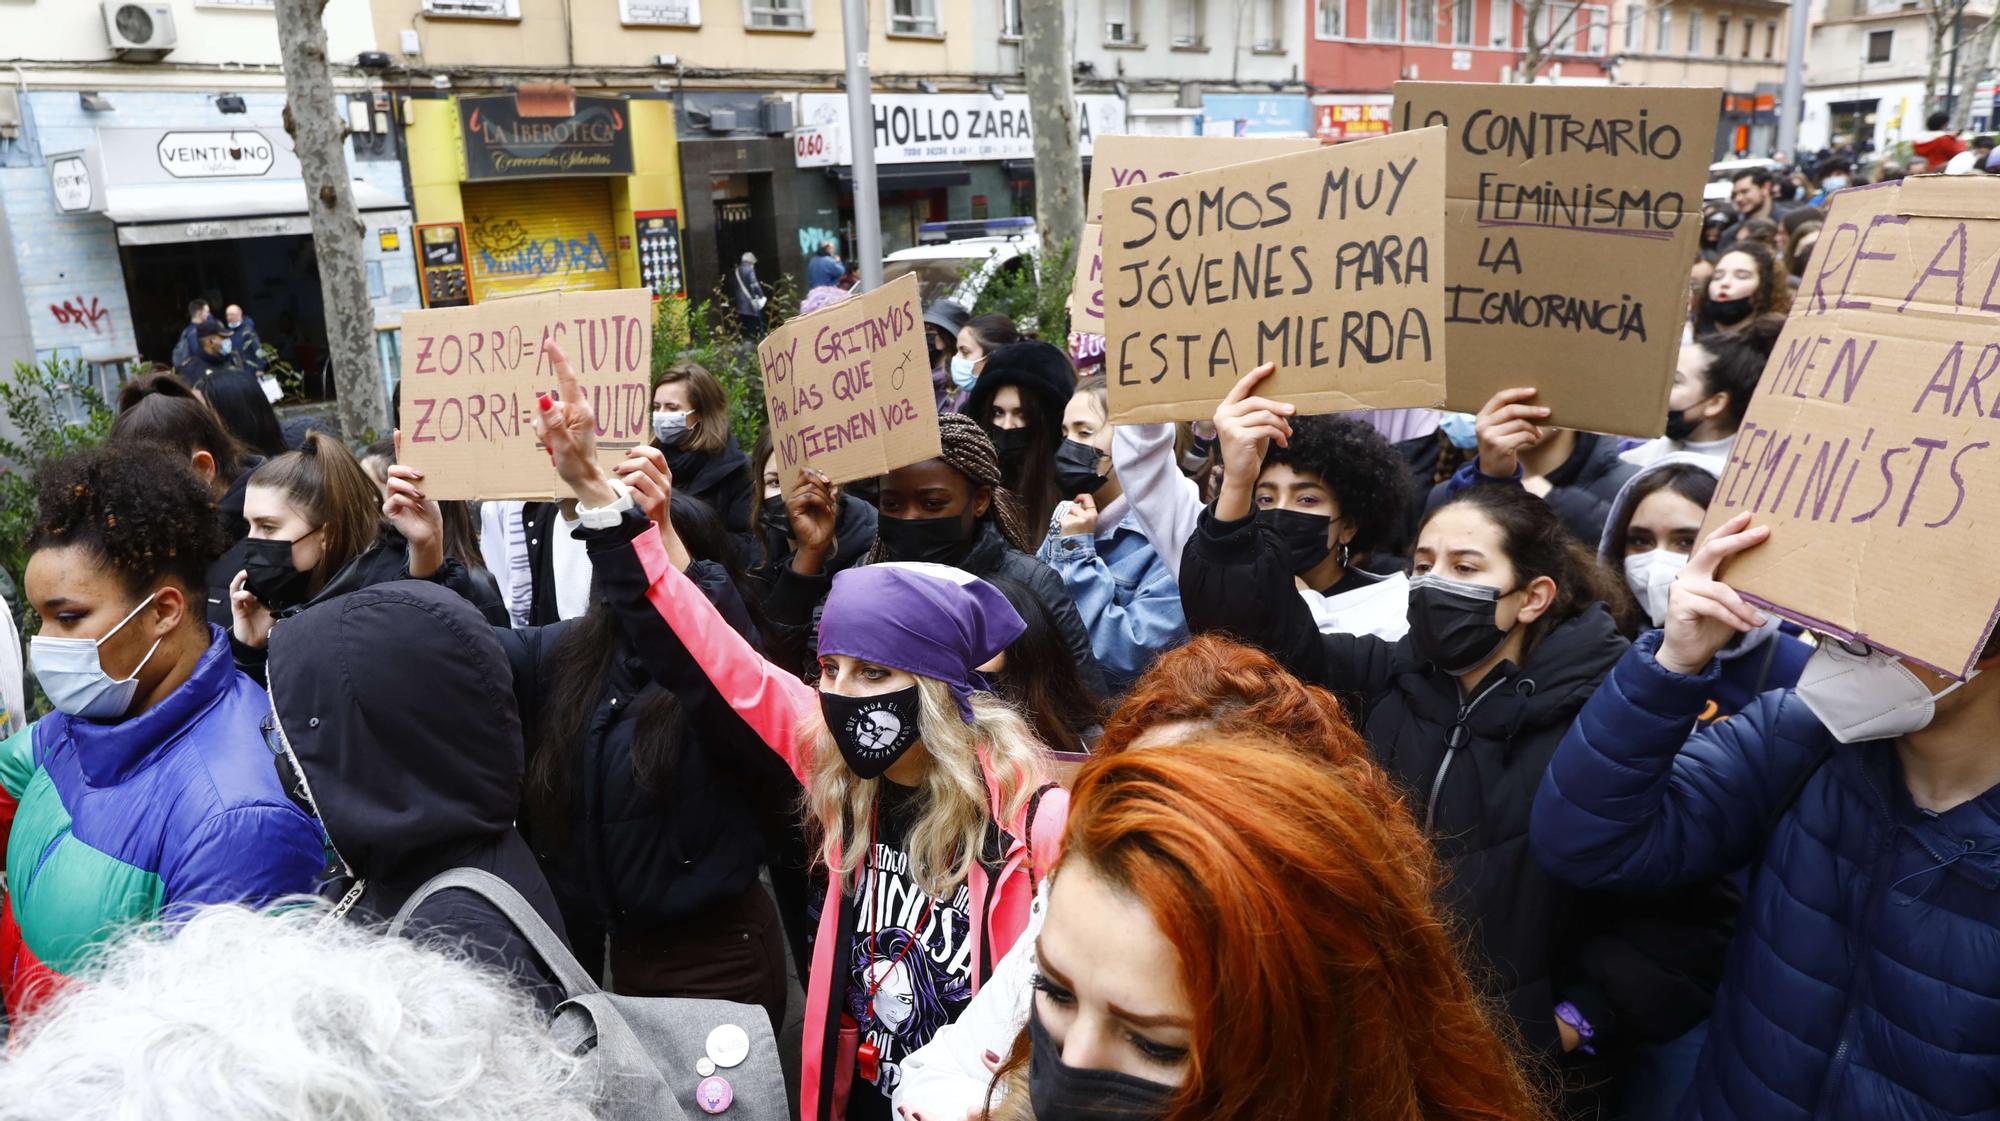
971,237 -> 1078,341
0,358 -> 115,648
651,273 -> 805,456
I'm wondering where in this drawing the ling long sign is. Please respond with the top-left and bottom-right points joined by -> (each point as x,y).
460,94 -> 635,181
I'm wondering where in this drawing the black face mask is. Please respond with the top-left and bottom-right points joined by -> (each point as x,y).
1664,405 -> 1701,442
877,513 -> 969,565
1258,507 -> 1336,576
1027,1005 -> 1175,1121
1705,294 -> 1755,326
991,426 -> 1031,470
820,684 -> 923,778
1406,572 -> 1514,674
1053,439 -> 1109,498
242,535 -> 315,614
760,493 -> 793,541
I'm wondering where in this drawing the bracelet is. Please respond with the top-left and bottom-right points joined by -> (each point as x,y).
1553,1001 -> 1597,1056
574,478 -> 635,529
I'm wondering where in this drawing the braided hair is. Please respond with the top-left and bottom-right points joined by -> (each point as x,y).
866,413 -> 1033,563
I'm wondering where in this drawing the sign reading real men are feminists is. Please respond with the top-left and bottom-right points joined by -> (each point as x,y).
1702,178 -> 2000,679
1098,128 -> 1448,425
398,288 -> 654,501
759,272 -> 942,495
1393,82 -> 1718,437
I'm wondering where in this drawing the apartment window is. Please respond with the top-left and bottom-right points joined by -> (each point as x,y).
1540,0 -> 1577,50
1623,3 -> 1640,49
1453,0 -> 1475,43
1588,6 -> 1607,52
999,0 -> 1021,36
1318,0 -> 1345,37
422,0 -> 519,16
889,0 -> 938,35
1170,0 -> 1205,46
1370,0 -> 1400,41
746,0 -> 806,29
1106,0 -> 1139,43
1491,0 -> 1512,46
1655,6 -> 1670,50
1685,9 -> 1700,53
1252,0 -> 1284,48
1408,0 -> 1436,41
1714,15 -> 1727,54
1741,18 -> 1753,54
1764,19 -> 1777,57
1866,27 -> 1892,61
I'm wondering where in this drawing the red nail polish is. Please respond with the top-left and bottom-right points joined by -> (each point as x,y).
536,392 -> 552,411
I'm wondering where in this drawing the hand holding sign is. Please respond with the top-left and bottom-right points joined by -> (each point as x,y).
1656,512 -> 1772,676
786,469 -> 839,576
614,444 -> 691,571
1473,387 -> 1552,479
533,341 -> 619,511
1212,364 -> 1296,522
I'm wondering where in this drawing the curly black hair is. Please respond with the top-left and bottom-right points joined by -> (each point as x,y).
1261,414 -> 1413,558
30,442 -> 226,600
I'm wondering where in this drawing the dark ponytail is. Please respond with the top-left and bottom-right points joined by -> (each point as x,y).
1424,485 -> 1622,657
247,432 -> 384,594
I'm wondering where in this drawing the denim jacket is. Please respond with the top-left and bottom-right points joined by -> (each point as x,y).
1035,498 -> 1186,693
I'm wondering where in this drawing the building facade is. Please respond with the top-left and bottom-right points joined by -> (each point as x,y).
1801,0 -> 1991,154
0,0 -> 413,397
1606,0 -> 1789,157
1305,0 -> 1615,139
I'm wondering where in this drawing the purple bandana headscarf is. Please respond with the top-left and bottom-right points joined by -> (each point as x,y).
818,562 -> 1026,721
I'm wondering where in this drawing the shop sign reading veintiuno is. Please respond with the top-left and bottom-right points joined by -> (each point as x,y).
156,131 -> 277,179
460,95 -> 636,181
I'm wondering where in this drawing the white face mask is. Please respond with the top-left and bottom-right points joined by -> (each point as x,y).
30,591 -> 164,720
949,355 -> 979,391
653,409 -> 690,445
1621,549 -> 1689,629
1796,641 -> 1977,744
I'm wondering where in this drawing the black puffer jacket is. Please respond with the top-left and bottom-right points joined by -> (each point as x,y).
764,520 -> 1109,697
1425,431 -> 1638,546
1180,507 -> 1636,1055
268,580 -> 570,1012
203,460 -> 261,631
497,553 -> 800,934
665,436 -> 754,565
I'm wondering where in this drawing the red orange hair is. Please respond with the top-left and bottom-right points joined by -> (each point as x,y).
1055,742 -> 1546,1121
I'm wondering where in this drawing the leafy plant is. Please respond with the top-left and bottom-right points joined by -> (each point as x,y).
971,238 -> 1078,341
260,344 -> 306,404
0,358 -> 115,636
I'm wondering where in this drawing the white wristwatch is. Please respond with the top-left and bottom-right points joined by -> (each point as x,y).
573,478 -> 636,529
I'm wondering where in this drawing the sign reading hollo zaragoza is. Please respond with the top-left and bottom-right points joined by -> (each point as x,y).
1098,127 -> 1448,425
459,94 -> 636,180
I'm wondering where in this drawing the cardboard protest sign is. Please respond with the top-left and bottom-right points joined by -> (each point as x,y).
759,272 -> 940,494
1074,136 -> 1320,335
398,288 -> 654,500
1084,135 -> 1321,223
1700,177 -> 2000,678
1393,82 -> 1719,436
1098,128 -> 1448,425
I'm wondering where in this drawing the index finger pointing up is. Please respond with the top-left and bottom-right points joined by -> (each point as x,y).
545,339 -> 579,404
1223,363 -> 1278,406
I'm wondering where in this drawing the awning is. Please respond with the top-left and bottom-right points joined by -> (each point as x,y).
1001,157 -> 1091,182
829,162 -> 971,191
107,178 -> 409,245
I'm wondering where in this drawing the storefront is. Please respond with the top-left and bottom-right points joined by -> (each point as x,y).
1312,94 -> 1395,143
1200,93 -> 1313,138
401,89 -> 686,311
791,92 -> 1127,256
0,88 -> 415,393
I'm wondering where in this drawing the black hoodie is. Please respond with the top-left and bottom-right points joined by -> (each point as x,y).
267,580 -> 569,1010
664,433 -> 754,565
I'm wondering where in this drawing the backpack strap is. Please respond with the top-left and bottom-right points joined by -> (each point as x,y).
388,867 -> 601,999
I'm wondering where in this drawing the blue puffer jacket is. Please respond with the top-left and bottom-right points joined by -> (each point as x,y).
1532,631 -> 2000,1120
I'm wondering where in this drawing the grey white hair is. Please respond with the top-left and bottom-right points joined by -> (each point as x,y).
0,902 -> 597,1121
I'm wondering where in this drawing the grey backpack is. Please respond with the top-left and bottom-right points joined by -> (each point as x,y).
390,867 -> 788,1121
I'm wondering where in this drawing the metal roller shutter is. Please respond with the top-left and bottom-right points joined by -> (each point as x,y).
462,178 -> 619,303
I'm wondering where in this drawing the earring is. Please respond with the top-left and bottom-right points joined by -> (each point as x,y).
1337,541 -> 1351,568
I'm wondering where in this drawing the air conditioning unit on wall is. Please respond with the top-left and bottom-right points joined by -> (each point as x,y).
104,2 -> 178,61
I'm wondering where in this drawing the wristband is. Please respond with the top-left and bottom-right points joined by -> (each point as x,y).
1553,1001 -> 1597,1056
574,478 -> 635,529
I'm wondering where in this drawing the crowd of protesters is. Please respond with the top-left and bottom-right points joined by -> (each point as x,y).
0,137 -> 1993,1121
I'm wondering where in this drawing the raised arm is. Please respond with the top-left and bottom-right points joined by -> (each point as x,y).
1109,422 -> 1203,585
535,344 -> 816,777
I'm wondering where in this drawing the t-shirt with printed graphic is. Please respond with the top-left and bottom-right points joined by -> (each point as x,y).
843,780 -> 975,1121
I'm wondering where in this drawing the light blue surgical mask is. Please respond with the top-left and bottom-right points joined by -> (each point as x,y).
30,591 -> 163,720
653,409 -> 690,445
949,355 -> 979,392
1438,412 -> 1479,450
